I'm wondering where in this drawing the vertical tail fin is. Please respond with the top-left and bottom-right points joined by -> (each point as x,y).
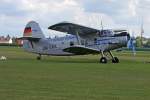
22,21 -> 45,51
23,21 -> 45,39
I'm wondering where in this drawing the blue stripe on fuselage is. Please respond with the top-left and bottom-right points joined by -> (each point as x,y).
95,37 -> 116,45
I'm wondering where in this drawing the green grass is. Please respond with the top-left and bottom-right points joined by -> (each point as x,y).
0,46 -> 150,100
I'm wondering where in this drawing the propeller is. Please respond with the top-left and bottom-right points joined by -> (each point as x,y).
127,31 -> 136,56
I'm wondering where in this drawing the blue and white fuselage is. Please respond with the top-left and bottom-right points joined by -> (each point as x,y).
23,34 -> 128,56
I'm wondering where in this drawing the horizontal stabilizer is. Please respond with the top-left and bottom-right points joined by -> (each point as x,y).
18,37 -> 40,41
63,45 -> 99,55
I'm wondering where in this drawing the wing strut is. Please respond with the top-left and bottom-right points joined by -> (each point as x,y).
75,31 -> 81,45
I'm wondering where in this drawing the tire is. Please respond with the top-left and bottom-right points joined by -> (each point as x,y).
37,56 -> 41,60
100,57 -> 107,63
112,57 -> 119,63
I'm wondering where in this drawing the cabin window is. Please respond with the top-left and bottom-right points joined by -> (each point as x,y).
43,46 -> 48,50
81,40 -> 85,45
61,42 -> 64,44
94,38 -> 97,44
85,40 -> 88,46
70,41 -> 74,46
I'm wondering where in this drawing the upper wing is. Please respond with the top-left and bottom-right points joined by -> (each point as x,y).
48,22 -> 100,37
63,45 -> 99,55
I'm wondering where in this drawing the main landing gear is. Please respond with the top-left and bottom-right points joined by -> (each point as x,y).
100,51 -> 107,63
100,51 -> 119,63
37,54 -> 41,60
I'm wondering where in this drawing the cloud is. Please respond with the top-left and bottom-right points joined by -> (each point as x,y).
128,0 -> 139,16
0,0 -> 150,37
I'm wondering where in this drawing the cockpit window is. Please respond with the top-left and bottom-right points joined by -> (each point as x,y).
100,30 -> 113,36
70,41 -> 74,46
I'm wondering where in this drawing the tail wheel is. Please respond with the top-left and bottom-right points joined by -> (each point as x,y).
37,55 -> 41,60
112,57 -> 119,63
100,57 -> 107,63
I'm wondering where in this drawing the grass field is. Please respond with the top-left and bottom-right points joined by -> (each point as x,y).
0,46 -> 150,100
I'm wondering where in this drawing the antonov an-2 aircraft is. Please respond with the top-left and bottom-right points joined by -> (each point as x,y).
20,21 -> 134,63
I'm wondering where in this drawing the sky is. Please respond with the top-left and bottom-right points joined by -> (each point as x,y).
0,0 -> 150,38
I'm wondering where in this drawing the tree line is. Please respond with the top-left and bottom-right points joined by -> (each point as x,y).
136,37 -> 150,48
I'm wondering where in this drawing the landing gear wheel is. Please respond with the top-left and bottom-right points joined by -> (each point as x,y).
100,57 -> 107,63
112,57 -> 119,63
37,55 -> 41,60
